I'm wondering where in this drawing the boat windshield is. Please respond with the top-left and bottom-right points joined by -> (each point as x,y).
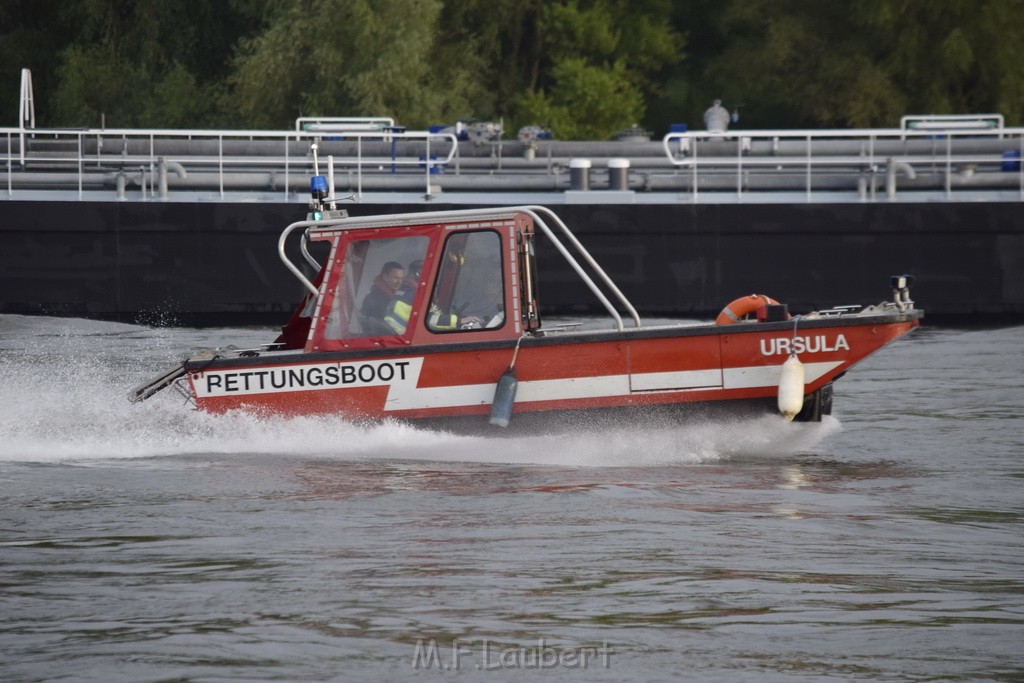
426,230 -> 505,333
323,235 -> 430,340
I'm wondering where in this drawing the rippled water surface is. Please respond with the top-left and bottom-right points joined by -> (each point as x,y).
1,315 -> 1022,681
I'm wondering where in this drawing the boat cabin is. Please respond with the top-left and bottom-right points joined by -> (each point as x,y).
275,210 -> 546,353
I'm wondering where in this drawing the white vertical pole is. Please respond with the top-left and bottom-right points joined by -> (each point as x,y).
18,68 -> 35,166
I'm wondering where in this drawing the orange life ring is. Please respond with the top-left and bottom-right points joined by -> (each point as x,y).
716,294 -> 782,325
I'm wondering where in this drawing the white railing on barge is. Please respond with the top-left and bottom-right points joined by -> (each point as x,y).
661,122 -> 1024,202
2,121 -> 1023,202
1,125 -> 458,201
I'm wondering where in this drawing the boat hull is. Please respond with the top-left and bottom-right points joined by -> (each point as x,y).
184,312 -> 921,426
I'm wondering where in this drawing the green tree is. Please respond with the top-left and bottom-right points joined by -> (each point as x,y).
700,0 -> 898,128
42,0 -> 262,128
0,0 -> 68,126
864,0 -> 1024,124
702,0 -> 1024,129
433,0 -> 545,121
8,0 -> 1018,134
517,59 -> 645,139
514,0 -> 683,139
227,0 -> 494,129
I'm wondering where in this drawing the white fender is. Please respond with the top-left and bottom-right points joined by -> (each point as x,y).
777,354 -> 805,420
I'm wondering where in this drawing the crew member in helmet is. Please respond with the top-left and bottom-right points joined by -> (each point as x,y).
359,261 -> 405,333
383,260 -> 423,334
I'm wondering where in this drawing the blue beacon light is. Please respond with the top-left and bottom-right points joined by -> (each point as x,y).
310,175 -> 329,220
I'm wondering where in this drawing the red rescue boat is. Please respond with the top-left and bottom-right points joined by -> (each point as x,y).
131,199 -> 922,430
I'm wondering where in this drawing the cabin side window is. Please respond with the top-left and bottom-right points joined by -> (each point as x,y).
324,235 -> 429,340
426,231 -> 505,333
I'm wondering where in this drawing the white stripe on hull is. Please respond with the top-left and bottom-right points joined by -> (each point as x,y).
723,361 -> 843,389
193,357 -> 845,411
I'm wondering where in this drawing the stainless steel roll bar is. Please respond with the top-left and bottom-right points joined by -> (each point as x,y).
278,221 -> 322,297
277,206 -> 643,331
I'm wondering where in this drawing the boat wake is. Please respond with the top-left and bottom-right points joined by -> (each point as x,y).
0,377 -> 839,468
0,315 -> 839,467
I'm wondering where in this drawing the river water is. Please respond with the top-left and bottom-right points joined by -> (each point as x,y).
1,315 -> 1022,682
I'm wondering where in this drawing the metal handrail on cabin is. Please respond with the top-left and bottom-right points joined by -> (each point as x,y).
279,221 -> 320,297
521,205 -> 642,330
661,126 -> 1024,202
278,206 -> 643,332
1,126 -> 458,200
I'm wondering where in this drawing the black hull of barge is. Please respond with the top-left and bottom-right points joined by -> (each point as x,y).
0,199 -> 1020,324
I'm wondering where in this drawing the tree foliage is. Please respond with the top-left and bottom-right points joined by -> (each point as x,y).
0,0 -> 1020,137
231,0 -> 434,127
868,0 -> 1024,124
514,0 -> 683,138
697,0 -> 1024,128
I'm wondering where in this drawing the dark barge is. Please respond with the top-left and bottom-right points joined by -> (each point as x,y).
1,112 -> 1021,324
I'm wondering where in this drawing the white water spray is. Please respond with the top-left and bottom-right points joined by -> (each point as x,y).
0,316 -> 837,466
